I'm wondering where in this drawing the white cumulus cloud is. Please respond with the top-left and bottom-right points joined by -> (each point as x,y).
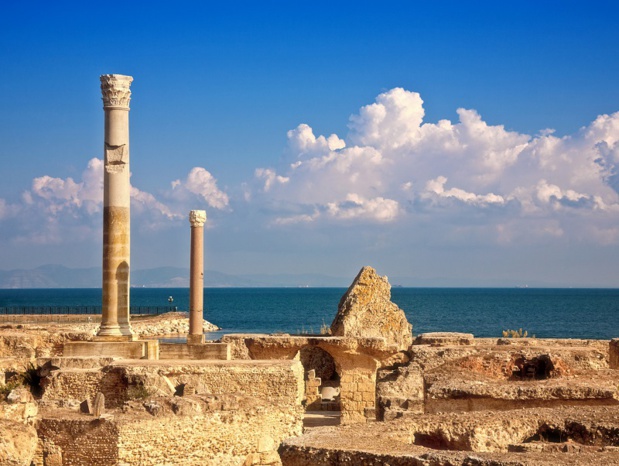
172,167 -> 230,210
247,87 -> 619,246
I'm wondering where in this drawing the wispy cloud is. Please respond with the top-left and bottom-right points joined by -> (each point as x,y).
2,160 -> 230,244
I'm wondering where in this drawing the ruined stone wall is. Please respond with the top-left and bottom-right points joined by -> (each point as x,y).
35,360 -> 304,466
37,403 -> 302,466
117,406 -> 300,466
40,369 -> 127,409
158,342 -> 230,360
115,360 -> 305,405
37,418 -> 119,466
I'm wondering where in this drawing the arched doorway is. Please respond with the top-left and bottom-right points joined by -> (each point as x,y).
298,346 -> 341,425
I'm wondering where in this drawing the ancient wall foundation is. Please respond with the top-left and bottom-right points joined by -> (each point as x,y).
33,359 -> 304,465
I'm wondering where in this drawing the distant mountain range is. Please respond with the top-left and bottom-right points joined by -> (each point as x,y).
0,264 -> 600,289
0,265 -> 352,289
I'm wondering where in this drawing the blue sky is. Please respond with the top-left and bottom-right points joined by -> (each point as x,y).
1,1 -> 618,286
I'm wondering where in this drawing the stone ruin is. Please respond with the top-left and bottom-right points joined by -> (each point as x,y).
2,265 -> 619,465
222,266 -> 414,424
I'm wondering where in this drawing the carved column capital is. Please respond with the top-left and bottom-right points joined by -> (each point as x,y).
100,74 -> 133,110
189,210 -> 207,227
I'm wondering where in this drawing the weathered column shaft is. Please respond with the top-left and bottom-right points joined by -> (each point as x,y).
188,210 -> 207,345
99,74 -> 134,339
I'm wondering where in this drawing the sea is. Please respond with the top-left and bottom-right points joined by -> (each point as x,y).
0,287 -> 618,340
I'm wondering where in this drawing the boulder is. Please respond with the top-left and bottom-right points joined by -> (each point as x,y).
331,266 -> 412,350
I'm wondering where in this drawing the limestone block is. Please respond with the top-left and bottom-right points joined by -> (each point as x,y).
93,392 -> 105,417
160,375 -> 176,394
258,435 -> 275,453
330,266 -> 413,351
79,398 -> 92,414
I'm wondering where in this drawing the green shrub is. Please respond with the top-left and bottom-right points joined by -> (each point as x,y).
125,384 -> 154,400
0,380 -> 22,401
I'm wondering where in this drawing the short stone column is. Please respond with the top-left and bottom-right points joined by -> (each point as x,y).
337,354 -> 380,424
610,339 -> 619,369
188,210 -> 206,345
98,74 -> 134,340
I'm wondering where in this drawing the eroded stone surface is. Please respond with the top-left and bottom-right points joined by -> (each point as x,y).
376,363 -> 424,421
280,406 -> 619,465
0,419 -> 38,466
330,266 -> 412,351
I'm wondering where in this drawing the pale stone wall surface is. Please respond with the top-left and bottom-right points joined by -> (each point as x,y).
376,363 -> 424,421
117,407 -> 299,465
37,403 -> 300,466
114,360 -> 305,405
40,360 -> 305,413
159,342 -> 229,360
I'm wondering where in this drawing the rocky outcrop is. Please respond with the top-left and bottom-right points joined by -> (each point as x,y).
330,266 -> 412,351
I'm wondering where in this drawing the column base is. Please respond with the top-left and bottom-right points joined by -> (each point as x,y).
187,334 -> 205,345
93,334 -> 138,342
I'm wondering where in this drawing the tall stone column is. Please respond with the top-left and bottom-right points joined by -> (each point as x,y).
98,74 -> 134,340
188,210 -> 206,345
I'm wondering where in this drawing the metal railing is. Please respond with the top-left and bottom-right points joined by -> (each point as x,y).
0,305 -> 177,316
